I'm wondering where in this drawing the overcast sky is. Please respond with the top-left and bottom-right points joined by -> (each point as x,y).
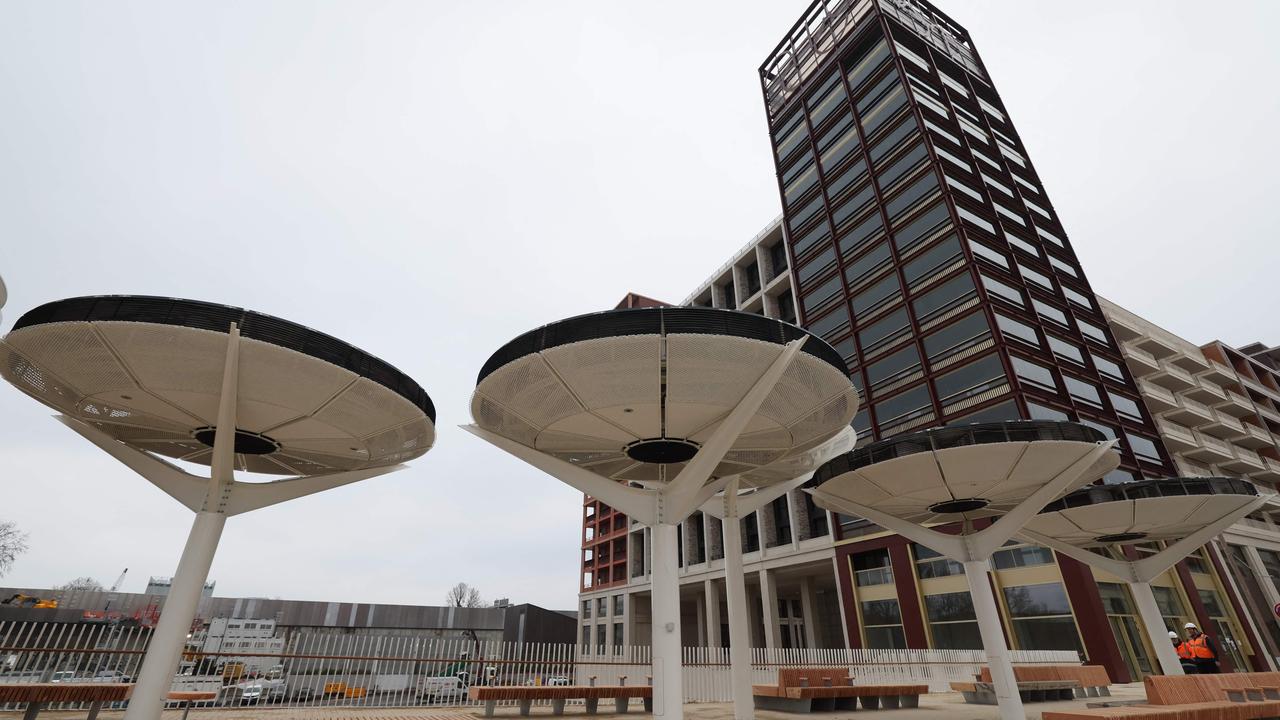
1,1 -> 1277,611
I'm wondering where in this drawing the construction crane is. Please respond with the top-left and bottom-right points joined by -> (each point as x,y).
103,568 -> 127,612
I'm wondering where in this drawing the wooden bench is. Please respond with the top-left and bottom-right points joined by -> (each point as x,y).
167,690 -> 218,720
952,679 -> 1080,704
751,667 -> 927,713
0,683 -> 133,720
1044,672 -> 1280,720
469,685 -> 653,717
977,664 -> 1111,699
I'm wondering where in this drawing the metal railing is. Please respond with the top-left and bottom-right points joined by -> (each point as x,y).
0,620 -> 1080,712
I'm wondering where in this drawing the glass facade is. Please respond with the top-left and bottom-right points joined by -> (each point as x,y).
760,0 -> 1175,480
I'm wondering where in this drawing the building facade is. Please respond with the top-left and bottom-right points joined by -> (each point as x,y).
577,0 -> 1280,683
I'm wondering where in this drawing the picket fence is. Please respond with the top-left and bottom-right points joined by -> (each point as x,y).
0,620 -> 1079,712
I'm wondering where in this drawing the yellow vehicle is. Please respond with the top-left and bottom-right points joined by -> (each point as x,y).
221,662 -> 246,683
1,594 -> 58,609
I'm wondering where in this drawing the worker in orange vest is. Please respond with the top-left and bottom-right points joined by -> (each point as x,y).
1171,630 -> 1197,674
1182,622 -> 1220,674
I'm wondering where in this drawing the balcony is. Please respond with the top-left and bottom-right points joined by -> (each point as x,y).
1138,379 -> 1178,413
1176,458 -> 1214,477
1107,312 -> 1145,342
1198,360 -> 1237,387
1215,389 -> 1257,418
1241,374 -> 1280,402
1186,377 -> 1227,404
1234,422 -> 1276,450
854,566 -> 895,587
1185,429 -> 1235,463
1200,410 -> 1244,438
1122,344 -> 1160,376
1257,403 -> 1280,425
1254,457 -> 1280,484
1163,395 -> 1215,426
1150,361 -> 1197,391
1158,418 -> 1198,453
1135,333 -> 1182,360
1223,445 -> 1266,474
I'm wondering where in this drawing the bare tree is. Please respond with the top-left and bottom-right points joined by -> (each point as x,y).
445,582 -> 484,608
0,520 -> 28,578
56,577 -> 104,592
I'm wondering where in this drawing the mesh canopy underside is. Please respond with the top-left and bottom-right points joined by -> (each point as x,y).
1,321 -> 434,474
1025,494 -> 1259,548
472,334 -> 858,489
815,440 -> 1118,525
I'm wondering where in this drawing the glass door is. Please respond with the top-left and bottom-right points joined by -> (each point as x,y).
1098,583 -> 1155,679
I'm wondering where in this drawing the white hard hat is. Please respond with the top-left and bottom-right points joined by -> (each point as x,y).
1184,622 -> 1198,629
1168,631 -> 1179,639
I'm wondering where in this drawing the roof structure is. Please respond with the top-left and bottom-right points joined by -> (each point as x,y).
810,421 -> 1115,525
472,307 -> 856,491
1,295 -> 434,476
1028,477 -> 1261,548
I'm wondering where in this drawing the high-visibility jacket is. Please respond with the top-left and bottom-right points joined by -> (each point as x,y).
1176,641 -> 1195,660
1185,634 -> 1216,660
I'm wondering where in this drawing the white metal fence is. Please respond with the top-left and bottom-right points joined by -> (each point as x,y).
0,620 -> 1080,712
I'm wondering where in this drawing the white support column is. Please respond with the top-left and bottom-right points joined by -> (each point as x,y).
721,509 -> 753,720
1129,581 -> 1184,676
800,576 -> 818,649
963,559 -> 1024,720
760,568 -> 781,650
126,324 -> 241,720
695,593 -> 706,647
704,579 -> 722,649
650,523 -> 683,720
1244,546 -> 1280,611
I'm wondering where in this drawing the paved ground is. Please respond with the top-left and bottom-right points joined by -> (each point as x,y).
1,683 -> 1148,719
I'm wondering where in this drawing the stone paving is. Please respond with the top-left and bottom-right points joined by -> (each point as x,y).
1,683 -> 1148,720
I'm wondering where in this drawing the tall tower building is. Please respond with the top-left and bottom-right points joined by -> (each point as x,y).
760,0 -> 1175,482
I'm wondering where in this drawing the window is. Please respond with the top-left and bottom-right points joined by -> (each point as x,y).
722,281 -> 736,309
1047,254 -> 1077,278
582,625 -> 591,651
806,304 -> 849,340
1093,354 -> 1124,381
769,242 -> 788,278
819,118 -> 860,171
774,110 -> 808,160
886,173 -> 939,219
851,273 -> 902,315
742,512 -> 759,553
597,597 -> 609,616
874,383 -> 932,426
854,549 -> 894,586
777,293 -> 797,324
1108,391 -> 1144,420
981,172 -> 1014,198
934,145 -> 972,172
806,72 -> 847,126
876,143 -> 928,188
957,206 -> 996,234
1078,320 -> 1110,346
972,148 -> 1001,171
993,202 -> 1026,227
903,234 -> 962,285
838,211 -> 884,257
1011,172 -> 1040,195
1002,583 -> 1082,653
998,312 -> 1039,345
1028,402 -> 1068,421
981,274 -> 1024,307
831,182 -> 876,227
1077,417 -> 1116,440
861,599 -> 907,649
1025,199 -> 1052,220
1006,233 -> 1039,257
1064,376 -> 1102,406
597,624 -> 607,654
1012,356 -> 1056,390
946,174 -> 984,202
912,90 -> 950,119
858,307 -> 910,351
870,117 -> 920,163
994,544 -> 1055,569
1063,286 -> 1093,310
800,274 -> 842,315
771,495 -> 792,545
797,246 -> 836,285
868,344 -> 922,387
613,622 -> 623,651
1033,298 -> 1068,326
845,39 -> 890,91
804,490 -> 829,538
745,261 -> 761,296
613,595 -> 624,615
860,85 -> 907,136
969,240 -> 1009,268
1047,336 -> 1083,363
922,311 -> 990,361
582,600 -> 591,619
1127,432 -> 1162,463
949,400 -> 1019,424
846,242 -> 892,287
791,217 -> 830,258
1035,225 -> 1065,248
938,71 -> 969,98
915,543 -> 963,578
1018,263 -> 1053,291
912,272 -> 977,322
934,354 -> 1005,405
783,158 -> 818,205
895,42 -> 929,71
891,201 -> 951,252
925,119 -> 962,147
978,96 -> 1006,122
957,115 -> 989,144
827,157 -> 869,201
925,592 -> 982,649
999,143 -> 1027,168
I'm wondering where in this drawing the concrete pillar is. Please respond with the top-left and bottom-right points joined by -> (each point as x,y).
705,579 -> 722,648
760,568 -> 781,650
695,593 -> 706,647
1244,546 -> 1280,610
800,576 -> 819,649
1129,581 -> 1184,676
650,524 -> 683,720
963,559 -> 1024,720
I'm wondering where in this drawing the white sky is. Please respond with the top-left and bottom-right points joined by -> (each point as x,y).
1,1 -> 1277,611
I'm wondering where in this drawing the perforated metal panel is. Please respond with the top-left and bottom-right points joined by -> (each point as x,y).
1,301 -> 434,476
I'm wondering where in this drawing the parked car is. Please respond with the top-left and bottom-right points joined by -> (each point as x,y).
50,671 -> 79,683
92,670 -> 132,683
233,680 -> 286,704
